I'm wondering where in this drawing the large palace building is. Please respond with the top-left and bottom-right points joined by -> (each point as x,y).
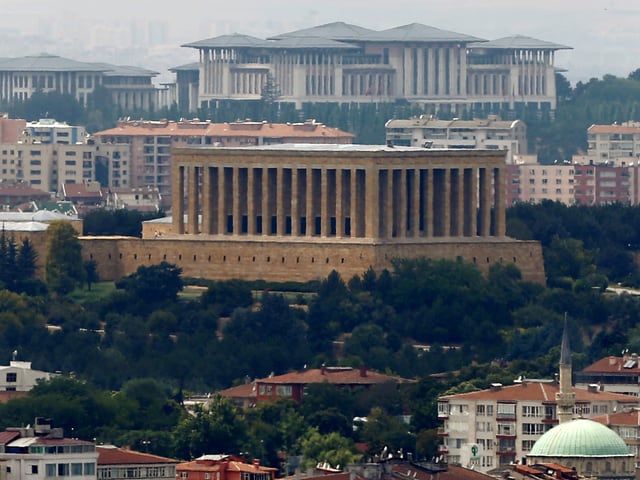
179,22 -> 571,112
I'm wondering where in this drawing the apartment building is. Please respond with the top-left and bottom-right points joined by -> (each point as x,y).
591,409 -> 640,467
506,160 -> 636,206
587,122 -> 640,164
385,115 -> 527,163
576,354 -> 640,397
92,119 -> 353,204
0,418 -> 98,480
181,22 -> 570,112
437,381 -> 638,473
0,124 -> 96,193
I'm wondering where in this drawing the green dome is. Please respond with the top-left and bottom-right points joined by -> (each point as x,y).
530,419 -> 631,457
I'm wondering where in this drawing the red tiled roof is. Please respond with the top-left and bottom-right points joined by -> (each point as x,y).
97,446 -> 178,465
581,356 -> 640,374
390,462 -> 493,480
62,183 -> 103,199
0,431 -> 21,445
439,381 -> 639,403
588,125 -> 640,134
0,184 -> 51,197
93,120 -> 354,140
177,460 -> 276,473
591,409 -> 640,427
256,367 -> 410,386
219,382 -> 256,399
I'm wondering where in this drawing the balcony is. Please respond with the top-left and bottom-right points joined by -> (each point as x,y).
437,426 -> 448,437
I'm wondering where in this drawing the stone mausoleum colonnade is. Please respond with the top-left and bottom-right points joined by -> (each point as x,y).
172,146 -> 506,242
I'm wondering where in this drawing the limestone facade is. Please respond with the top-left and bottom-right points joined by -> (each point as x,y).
78,145 -> 546,284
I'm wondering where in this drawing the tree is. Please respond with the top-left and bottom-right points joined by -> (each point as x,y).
45,220 -> 85,296
115,262 -> 183,305
297,428 -> 360,470
171,395 -> 246,460
84,260 -> 99,291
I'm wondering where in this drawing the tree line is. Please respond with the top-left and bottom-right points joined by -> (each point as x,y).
6,69 -> 640,162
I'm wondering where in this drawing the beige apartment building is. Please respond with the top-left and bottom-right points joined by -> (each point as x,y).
0,119 -> 96,193
437,381 -> 638,474
588,122 -> 640,165
385,115 -> 527,163
92,119 -> 354,205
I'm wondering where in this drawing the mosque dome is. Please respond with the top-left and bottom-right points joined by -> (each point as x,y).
530,418 -> 631,457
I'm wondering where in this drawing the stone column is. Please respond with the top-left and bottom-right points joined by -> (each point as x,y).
247,168 -> 255,235
277,167 -> 285,236
174,165 -> 185,234
218,166 -> 226,235
350,169 -> 358,237
306,168 -> 314,236
386,170 -> 394,238
232,167 -> 241,235
321,168 -> 328,237
442,168 -> 451,236
412,169 -> 421,237
480,168 -> 492,236
494,167 -> 506,236
399,169 -> 407,237
262,167 -> 270,236
365,167 -> 379,238
187,165 -> 199,235
469,167 -> 478,236
291,168 -> 299,236
202,166 -> 212,234
456,168 -> 465,236
425,169 -> 433,237
336,169 -> 343,237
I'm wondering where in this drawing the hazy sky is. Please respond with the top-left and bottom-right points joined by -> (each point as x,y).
1,0 -> 639,85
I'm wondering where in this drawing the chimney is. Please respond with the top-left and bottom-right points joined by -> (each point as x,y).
359,365 -> 368,377
321,364 -> 326,375
252,459 -> 260,469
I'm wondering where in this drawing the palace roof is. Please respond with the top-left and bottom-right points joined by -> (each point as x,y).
469,35 -> 572,50
359,23 -> 484,43
182,33 -> 265,49
271,21 -> 375,41
0,53 -> 106,72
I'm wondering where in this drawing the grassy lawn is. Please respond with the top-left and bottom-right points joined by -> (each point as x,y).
69,282 -> 117,303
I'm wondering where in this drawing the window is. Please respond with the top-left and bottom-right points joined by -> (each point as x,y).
497,403 -> 515,418
84,464 -> 95,476
180,473 -> 188,478
521,440 -> 535,451
31,465 -> 39,474
522,423 -> 544,435
497,423 -> 514,435
6,372 -> 16,382
476,404 -> 486,415
71,463 -> 82,476
58,464 -> 69,476
521,405 -> 542,417
276,385 -> 292,396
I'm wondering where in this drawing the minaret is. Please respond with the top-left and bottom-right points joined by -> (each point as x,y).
556,316 -> 575,423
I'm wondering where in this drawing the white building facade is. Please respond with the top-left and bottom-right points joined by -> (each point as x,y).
0,420 -> 97,480
385,115 -> 527,163
181,23 -> 571,112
